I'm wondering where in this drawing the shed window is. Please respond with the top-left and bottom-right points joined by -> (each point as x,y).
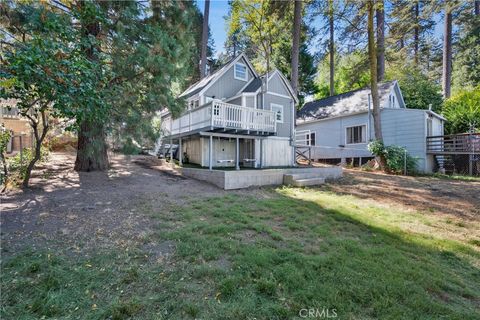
346,125 -> 366,144
270,104 -> 284,123
307,132 -> 316,146
234,63 -> 248,81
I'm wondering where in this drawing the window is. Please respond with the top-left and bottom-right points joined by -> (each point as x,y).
189,99 -> 199,110
234,63 -> 248,81
270,104 -> 284,123
346,125 -> 366,144
307,132 -> 316,146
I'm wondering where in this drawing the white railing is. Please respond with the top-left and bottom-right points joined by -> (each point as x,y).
170,100 -> 276,135
295,129 -> 311,146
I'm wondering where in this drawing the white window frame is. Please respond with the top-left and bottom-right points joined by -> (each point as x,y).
270,103 -> 284,123
306,131 -> 316,146
234,62 -> 248,81
345,124 -> 367,145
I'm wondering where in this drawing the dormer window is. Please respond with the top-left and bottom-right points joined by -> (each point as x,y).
234,62 -> 248,81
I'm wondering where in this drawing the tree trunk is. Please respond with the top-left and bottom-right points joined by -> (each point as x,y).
475,0 -> 479,16
291,0 -> 302,95
414,2 -> 419,65
368,0 -> 383,142
74,120 -> 109,172
442,5 -> 452,99
75,3 -> 109,172
200,0 -> 210,78
22,111 -> 49,188
329,0 -> 335,96
376,0 -> 385,82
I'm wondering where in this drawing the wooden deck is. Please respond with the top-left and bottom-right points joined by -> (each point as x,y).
426,133 -> 480,155
169,100 -> 277,136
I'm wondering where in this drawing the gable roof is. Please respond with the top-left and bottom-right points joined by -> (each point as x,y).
179,53 -> 257,99
297,81 -> 398,122
242,78 -> 262,93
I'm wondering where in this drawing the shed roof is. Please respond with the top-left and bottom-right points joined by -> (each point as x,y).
297,81 -> 397,122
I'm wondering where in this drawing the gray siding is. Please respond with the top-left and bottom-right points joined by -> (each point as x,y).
297,113 -> 372,159
264,93 -> 293,138
245,96 -> 255,108
296,108 -> 442,172
268,73 -> 290,97
228,97 -> 242,106
203,57 -> 253,100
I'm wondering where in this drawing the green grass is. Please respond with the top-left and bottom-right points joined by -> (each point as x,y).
424,173 -> 480,182
2,188 -> 479,319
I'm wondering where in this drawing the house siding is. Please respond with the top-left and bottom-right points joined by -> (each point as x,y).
268,73 -> 290,97
264,93 -> 293,138
296,108 -> 444,173
203,57 -> 254,100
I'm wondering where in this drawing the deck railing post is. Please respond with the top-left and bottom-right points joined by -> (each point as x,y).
209,135 -> 213,170
235,137 -> 240,170
179,138 -> 183,166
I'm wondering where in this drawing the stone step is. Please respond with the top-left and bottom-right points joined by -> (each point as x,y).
291,177 -> 325,187
283,173 -> 326,185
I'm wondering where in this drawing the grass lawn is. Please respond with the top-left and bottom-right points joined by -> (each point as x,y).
2,187 -> 479,319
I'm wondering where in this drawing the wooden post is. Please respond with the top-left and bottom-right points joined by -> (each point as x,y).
259,139 -> 263,168
235,138 -> 240,170
179,138 -> 183,166
170,138 -> 173,167
209,135 -> 213,170
19,135 -> 23,163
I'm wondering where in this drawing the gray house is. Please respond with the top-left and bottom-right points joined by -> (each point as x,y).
160,53 -> 298,169
296,81 -> 445,173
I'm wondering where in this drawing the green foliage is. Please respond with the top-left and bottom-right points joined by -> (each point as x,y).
442,87 -> 480,134
0,126 -> 11,158
6,146 -> 49,186
226,0 -> 318,97
386,67 -> 443,112
121,138 -> 141,155
368,140 -> 418,174
452,9 -> 480,95
315,50 -> 370,99
1,1 -> 202,153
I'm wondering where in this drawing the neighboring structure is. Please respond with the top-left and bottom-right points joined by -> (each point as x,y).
160,53 -> 298,169
0,99 -> 34,154
296,81 -> 446,173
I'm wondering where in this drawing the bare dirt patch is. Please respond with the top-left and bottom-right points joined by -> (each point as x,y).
325,169 -> 480,221
0,152 -> 227,257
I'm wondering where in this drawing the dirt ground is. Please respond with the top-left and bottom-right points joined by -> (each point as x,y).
1,152 -> 479,257
330,169 -> 480,221
0,153 -> 230,257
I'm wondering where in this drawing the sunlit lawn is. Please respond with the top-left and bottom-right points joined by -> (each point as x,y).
2,187 -> 479,319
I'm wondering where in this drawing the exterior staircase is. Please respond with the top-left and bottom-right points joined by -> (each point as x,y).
283,173 -> 325,187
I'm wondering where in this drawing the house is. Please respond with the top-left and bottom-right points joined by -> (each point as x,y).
296,81 -> 445,173
0,99 -> 34,154
160,53 -> 298,170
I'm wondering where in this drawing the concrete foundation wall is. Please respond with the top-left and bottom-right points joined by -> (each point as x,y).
261,138 -> 294,167
178,166 -> 342,190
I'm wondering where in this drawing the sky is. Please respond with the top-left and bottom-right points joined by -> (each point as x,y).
197,0 -> 230,58
197,0 -> 445,58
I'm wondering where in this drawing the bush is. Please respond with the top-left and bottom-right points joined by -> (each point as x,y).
6,146 -> 49,186
442,87 -> 480,134
368,140 -> 418,174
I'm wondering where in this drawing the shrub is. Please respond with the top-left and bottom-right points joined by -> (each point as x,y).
6,146 -> 49,186
442,87 -> 480,134
368,140 -> 418,174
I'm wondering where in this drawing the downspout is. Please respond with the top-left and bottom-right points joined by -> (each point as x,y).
367,93 -> 372,141
291,99 -> 296,166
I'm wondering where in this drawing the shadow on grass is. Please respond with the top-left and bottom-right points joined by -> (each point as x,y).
1,189 -> 479,320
